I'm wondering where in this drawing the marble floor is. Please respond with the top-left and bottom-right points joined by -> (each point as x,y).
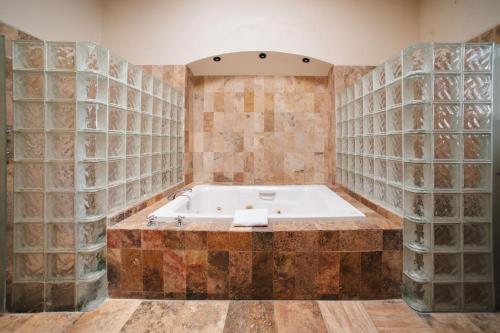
0,299 -> 499,333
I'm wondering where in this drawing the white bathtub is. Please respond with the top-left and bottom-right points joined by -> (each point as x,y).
150,184 -> 365,221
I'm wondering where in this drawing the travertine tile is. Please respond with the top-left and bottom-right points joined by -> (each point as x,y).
223,301 -> 276,333
14,312 -> 82,333
319,301 -> 378,333
274,301 -> 328,333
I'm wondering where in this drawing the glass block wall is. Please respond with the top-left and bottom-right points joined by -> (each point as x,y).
335,43 -> 497,312
12,41 -> 184,311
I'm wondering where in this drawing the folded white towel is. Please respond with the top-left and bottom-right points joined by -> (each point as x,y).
232,209 -> 268,227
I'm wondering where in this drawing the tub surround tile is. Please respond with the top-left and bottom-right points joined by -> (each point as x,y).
383,229 -> 402,250
317,252 -> 340,299
107,248 -> 121,293
252,232 -> 273,251
339,252 -> 361,300
360,252 -> 383,299
339,230 -> 383,252
381,250 -> 403,299
185,231 -> 208,250
164,230 -> 186,250
121,249 -> 143,292
252,251 -> 274,300
186,250 -> 208,298
163,250 -> 186,297
141,230 -> 166,249
208,251 -> 230,299
229,251 -> 253,300
142,250 -> 164,292
121,230 -> 141,249
273,252 -> 296,300
223,301 -> 276,333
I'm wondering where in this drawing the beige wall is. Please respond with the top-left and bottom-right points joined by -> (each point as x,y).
0,0 -> 103,43
418,0 -> 500,42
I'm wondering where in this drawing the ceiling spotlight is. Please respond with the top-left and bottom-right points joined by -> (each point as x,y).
259,53 -> 267,59
213,56 -> 221,62
302,57 -> 310,63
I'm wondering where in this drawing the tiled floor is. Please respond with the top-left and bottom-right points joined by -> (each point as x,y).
0,299 -> 499,333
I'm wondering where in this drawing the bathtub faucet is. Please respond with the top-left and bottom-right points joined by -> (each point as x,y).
169,188 -> 192,200
175,215 -> 185,227
147,215 -> 158,227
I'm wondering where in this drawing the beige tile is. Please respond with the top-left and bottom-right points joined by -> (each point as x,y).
274,301 -> 327,333
362,300 -> 430,333
318,301 -> 378,333
15,312 -> 82,333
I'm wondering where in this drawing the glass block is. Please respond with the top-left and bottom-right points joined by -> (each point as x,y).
141,94 -> 153,114
463,223 -> 490,251
152,116 -> 162,135
46,162 -> 74,190
109,79 -> 127,107
353,137 -> 362,155
347,171 -> 354,190
152,137 -> 162,155
47,223 -> 74,251
404,162 -> 431,191
14,71 -> 44,100
141,114 -> 153,134
433,104 -> 460,131
386,81 -> 402,107
404,191 -> 432,221
76,42 -> 108,74
363,157 -> 373,176
434,74 -> 460,101
46,192 -> 74,221
464,282 -> 493,311
15,162 -> 43,190
140,176 -> 152,198
387,134 -> 402,158
153,78 -> 163,98
373,111 -> 386,134
108,158 -> 125,186
141,135 -> 152,155
76,272 -> 107,311
126,111 -> 141,133
464,253 -> 491,280
127,64 -> 142,88
464,44 -> 492,71
47,253 -> 75,280
127,87 -> 141,111
387,185 -> 403,213
46,41 -> 75,70
433,164 -> 460,190
374,89 -> 386,112
374,157 -> 387,181
13,41 -> 44,69
14,223 -> 44,251
108,184 -> 125,213
434,224 -> 460,251
433,283 -> 461,311
126,180 -> 140,204
347,120 -> 354,137
109,53 -> 127,82
76,190 -> 107,219
386,107 -> 402,132
77,133 -> 106,160
77,73 -> 108,103
403,104 -> 431,132
46,72 -> 76,100
374,135 -> 386,156
78,247 -> 106,280
162,170 -> 171,188
404,248 -> 432,281
403,74 -> 431,104
404,134 -> 431,161
363,136 -> 373,155
362,176 -> 374,197
126,156 -> 140,180
403,43 -> 432,75
108,106 -> 127,132
387,160 -> 402,185
46,282 -> 75,311
77,161 -> 106,190
77,218 -> 106,250
434,254 -> 461,281
434,43 -> 461,72
14,192 -> 44,222
464,74 -> 492,101
362,73 -> 373,94
363,94 -> 373,114
141,155 -> 152,177
354,156 -> 363,174
403,275 -> 431,312
374,180 -> 386,203
373,65 -> 385,89
108,133 -> 126,158
142,73 -> 153,94
463,163 -> 491,190
354,99 -> 362,119
46,132 -> 75,160
355,173 -> 363,193
347,103 -> 354,121
463,193 -> 490,221
434,134 -> 460,161
46,102 -> 76,130
385,54 -> 402,82
346,86 -> 354,103
152,172 -> 163,193
77,102 -> 107,131
404,219 -> 431,251
14,253 -> 44,281
14,102 -> 44,130
463,103 -> 491,131
463,134 -> 490,160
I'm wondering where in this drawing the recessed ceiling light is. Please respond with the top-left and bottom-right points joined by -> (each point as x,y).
259,53 -> 267,59
213,56 -> 221,62
302,57 -> 310,63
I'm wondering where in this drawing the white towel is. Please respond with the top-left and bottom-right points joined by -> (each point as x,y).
232,209 -> 268,227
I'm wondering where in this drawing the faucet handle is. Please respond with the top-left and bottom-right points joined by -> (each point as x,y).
175,215 -> 185,227
147,215 -> 158,227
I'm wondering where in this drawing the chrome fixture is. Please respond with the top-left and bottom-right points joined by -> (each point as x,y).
175,215 -> 185,228
147,215 -> 158,227
168,188 -> 192,200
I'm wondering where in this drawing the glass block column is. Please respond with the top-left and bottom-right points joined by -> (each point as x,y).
12,40 -> 185,312
336,42 -> 496,312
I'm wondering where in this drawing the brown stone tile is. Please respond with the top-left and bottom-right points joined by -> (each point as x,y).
164,230 -> 185,250
318,231 -> 339,251
142,230 -> 166,249
186,231 -> 207,250
107,229 -> 121,249
223,301 -> 276,333
317,252 -> 340,298
208,251 -> 229,299
339,252 -> 361,299
163,250 -> 186,295
252,232 -> 273,251
360,251 -> 382,299
229,251 -> 252,300
121,230 -> 141,248
383,229 -> 402,250
274,301 -> 328,333
143,250 -> 163,292
273,252 -> 295,299
121,249 -> 143,292
208,232 -> 230,251
244,91 -> 254,112
203,112 -> 214,132
228,232 -> 251,251
252,251 -> 273,299
186,250 -> 208,299
338,230 -> 383,251
107,248 -> 121,292
382,250 -> 402,298
274,231 -> 318,252
295,252 -> 318,299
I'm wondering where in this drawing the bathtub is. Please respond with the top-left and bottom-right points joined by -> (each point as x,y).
150,184 -> 365,221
